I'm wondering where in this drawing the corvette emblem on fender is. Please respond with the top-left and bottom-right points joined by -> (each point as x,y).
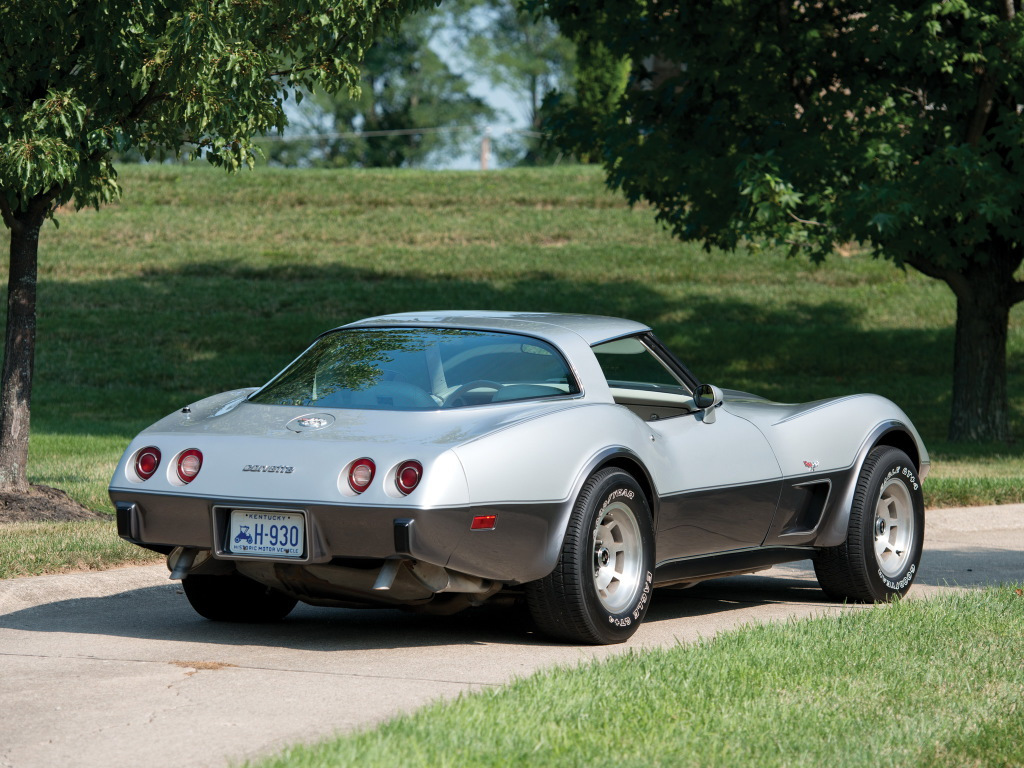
803,460 -> 820,470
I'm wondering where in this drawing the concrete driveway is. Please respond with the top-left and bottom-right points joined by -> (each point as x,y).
1,505 -> 1020,768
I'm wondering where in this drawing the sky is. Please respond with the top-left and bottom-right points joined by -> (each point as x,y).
275,9 -> 539,171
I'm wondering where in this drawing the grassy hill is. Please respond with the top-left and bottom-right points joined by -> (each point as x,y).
6,163 -> 1024,517
3,166 -> 1019,763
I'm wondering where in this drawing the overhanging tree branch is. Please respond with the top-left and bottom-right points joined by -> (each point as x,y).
0,0 -> 433,493
1012,280 -> 1024,305
538,0 -> 1024,440
966,75 -> 996,145
124,80 -> 165,124
903,255 -> 971,299
969,1 -> 1018,143
0,195 -> 20,235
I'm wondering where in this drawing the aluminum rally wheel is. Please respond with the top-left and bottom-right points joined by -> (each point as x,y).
527,468 -> 655,644
814,446 -> 925,602
592,494 -> 645,614
873,475 -> 917,580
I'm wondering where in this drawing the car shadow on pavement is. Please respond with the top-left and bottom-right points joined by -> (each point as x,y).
0,569 -> 851,650
645,571 -> 836,619
914,545 -> 1022,588
2,541 -> 1000,650
0,581 -> 534,650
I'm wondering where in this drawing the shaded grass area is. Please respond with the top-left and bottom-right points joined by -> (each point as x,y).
0,519 -> 160,579
247,586 -> 1024,768
31,166 -> 974,436
28,433 -> 134,513
1,164 -> 1023,574
925,477 -> 1024,508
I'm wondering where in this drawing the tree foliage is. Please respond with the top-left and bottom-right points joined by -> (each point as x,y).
0,0 -> 431,489
1,0 -> 431,211
538,0 -> 1024,441
265,9 -> 494,168
542,22 -> 629,164
446,0 -> 574,164
255,0 -> 578,170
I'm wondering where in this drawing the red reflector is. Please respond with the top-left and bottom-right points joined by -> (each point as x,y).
349,458 -> 376,493
471,515 -> 497,530
396,460 -> 422,495
135,447 -> 161,481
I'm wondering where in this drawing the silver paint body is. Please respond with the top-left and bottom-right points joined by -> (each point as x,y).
109,311 -> 929,602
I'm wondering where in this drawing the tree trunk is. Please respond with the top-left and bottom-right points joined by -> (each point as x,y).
946,257 -> 1019,442
0,203 -> 45,491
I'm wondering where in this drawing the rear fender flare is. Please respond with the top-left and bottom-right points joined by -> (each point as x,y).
568,447 -> 659,529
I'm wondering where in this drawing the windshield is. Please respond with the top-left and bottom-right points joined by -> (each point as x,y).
249,327 -> 580,410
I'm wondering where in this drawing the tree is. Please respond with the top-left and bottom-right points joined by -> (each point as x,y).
537,0 -> 1024,442
541,24 -> 629,163
448,0 -> 575,164
0,0 -> 430,492
266,8 -> 494,168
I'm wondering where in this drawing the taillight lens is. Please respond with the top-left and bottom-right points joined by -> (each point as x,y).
349,458 -> 376,493
135,447 -> 161,481
176,449 -> 203,484
396,460 -> 422,495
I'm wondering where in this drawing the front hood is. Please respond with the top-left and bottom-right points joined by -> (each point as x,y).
722,392 -> 870,428
722,391 -> 928,476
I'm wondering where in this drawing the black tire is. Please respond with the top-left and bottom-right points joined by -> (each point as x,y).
814,446 -> 925,602
526,468 -> 655,644
182,572 -> 298,622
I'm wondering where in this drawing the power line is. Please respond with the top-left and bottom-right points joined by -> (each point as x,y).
259,125 -> 544,141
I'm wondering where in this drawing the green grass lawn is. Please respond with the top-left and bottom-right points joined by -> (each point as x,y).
245,586 -> 1024,768
2,166 -> 1021,768
0,519 -> 159,579
2,163 -> 1024,574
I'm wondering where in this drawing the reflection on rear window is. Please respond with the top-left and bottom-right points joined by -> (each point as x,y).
249,328 -> 580,410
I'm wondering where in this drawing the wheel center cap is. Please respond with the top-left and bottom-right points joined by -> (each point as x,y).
596,547 -> 611,567
875,518 -> 887,536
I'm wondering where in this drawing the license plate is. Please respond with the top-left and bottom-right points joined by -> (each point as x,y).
227,510 -> 305,558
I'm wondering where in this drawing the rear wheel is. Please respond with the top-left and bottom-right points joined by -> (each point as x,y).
527,468 -> 655,644
182,572 -> 297,622
814,446 -> 925,602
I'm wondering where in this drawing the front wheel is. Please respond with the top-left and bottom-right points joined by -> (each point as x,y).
526,468 -> 655,644
182,572 -> 298,622
814,446 -> 925,602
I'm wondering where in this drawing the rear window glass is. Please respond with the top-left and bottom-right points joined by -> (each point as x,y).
249,328 -> 580,410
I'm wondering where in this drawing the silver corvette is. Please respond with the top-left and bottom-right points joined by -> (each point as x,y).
110,311 -> 929,644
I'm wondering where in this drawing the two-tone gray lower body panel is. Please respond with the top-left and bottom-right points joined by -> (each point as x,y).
649,465 -> 859,586
109,490 -> 571,589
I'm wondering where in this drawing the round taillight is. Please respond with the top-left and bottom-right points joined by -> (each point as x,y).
396,460 -> 422,495
349,458 -> 376,493
135,447 -> 161,481
176,449 -> 203,484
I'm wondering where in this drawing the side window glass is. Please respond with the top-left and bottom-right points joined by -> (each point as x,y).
592,337 -> 690,395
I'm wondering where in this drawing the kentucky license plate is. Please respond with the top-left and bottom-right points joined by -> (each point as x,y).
227,510 -> 305,558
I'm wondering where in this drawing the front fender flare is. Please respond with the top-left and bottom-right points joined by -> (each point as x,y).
814,421 -> 923,548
